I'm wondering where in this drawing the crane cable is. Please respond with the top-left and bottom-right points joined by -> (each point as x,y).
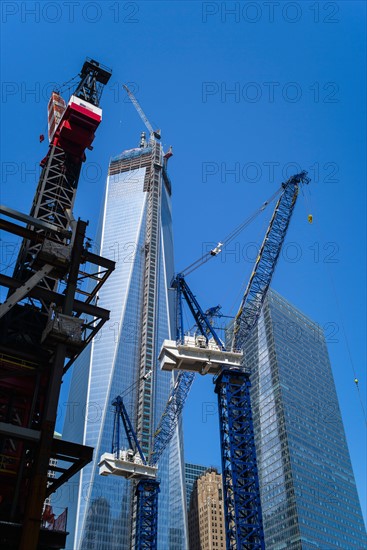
226,198 -> 276,319
111,371 -> 153,414
181,186 -> 282,277
301,184 -> 313,224
56,74 -> 80,95
300,193 -> 366,426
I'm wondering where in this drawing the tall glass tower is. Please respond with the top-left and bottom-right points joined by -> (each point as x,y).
245,288 -> 366,549
58,138 -> 187,549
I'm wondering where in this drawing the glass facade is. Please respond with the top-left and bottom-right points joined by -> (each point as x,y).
245,288 -> 367,549
57,143 -> 187,549
185,463 -> 208,510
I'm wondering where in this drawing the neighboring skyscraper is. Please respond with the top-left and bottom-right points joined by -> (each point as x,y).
58,137 -> 187,549
185,462 -> 208,509
188,468 -> 226,550
245,288 -> 367,549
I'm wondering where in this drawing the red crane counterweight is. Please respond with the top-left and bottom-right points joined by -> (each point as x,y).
48,92 -> 66,142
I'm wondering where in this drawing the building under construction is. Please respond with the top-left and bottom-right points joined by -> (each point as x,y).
0,58 -> 114,550
1,58 -> 366,550
57,135 -> 188,549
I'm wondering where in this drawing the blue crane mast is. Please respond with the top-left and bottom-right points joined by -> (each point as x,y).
100,171 -> 310,550
216,171 -> 310,549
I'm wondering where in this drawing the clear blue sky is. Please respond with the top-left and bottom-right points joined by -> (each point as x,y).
1,0 -> 366,524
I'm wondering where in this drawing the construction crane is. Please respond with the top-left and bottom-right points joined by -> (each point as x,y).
99,171 -> 310,549
99,392 -> 161,549
123,84 -> 161,140
9,58 -> 111,295
159,170 -> 311,549
0,58 -> 113,550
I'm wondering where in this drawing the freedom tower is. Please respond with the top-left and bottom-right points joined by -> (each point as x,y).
58,135 -> 187,549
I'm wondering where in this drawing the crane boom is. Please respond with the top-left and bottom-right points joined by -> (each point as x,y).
149,371 -> 194,467
231,170 -> 310,351
123,84 -> 161,139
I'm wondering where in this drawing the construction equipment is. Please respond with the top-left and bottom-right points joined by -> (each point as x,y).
12,58 -> 111,294
123,84 -> 161,140
159,170 -> 310,549
99,393 -> 160,549
0,58 -> 113,550
100,171 -> 310,549
99,395 -> 158,481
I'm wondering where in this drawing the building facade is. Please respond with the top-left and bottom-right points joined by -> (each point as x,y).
185,462 -> 208,510
57,138 -> 187,549
245,289 -> 367,549
188,468 -> 226,550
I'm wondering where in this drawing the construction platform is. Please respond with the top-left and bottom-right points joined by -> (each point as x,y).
159,336 -> 243,375
99,451 -> 157,480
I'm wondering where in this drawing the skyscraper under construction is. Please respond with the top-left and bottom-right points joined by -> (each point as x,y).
58,135 -> 187,549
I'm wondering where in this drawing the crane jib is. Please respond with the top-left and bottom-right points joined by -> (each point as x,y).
231,171 -> 309,352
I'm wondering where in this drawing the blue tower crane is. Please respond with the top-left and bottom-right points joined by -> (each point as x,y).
100,171 -> 310,550
159,170 -> 310,549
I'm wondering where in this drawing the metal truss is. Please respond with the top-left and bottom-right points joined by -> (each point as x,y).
135,479 -> 160,550
111,396 -> 146,462
13,145 -> 81,292
0,57 -> 112,550
231,171 -> 310,350
0,216 -> 114,370
149,370 -> 194,467
215,369 -> 265,550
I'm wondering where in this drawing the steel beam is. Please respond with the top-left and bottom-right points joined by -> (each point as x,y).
0,422 -> 41,442
18,221 -> 87,550
0,264 -> 54,319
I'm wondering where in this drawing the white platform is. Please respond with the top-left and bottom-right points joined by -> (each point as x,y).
158,337 -> 243,375
98,452 -> 157,480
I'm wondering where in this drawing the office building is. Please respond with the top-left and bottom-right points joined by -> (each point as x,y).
245,288 -> 367,549
188,468 -> 226,550
185,462 -> 208,509
57,137 -> 187,549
